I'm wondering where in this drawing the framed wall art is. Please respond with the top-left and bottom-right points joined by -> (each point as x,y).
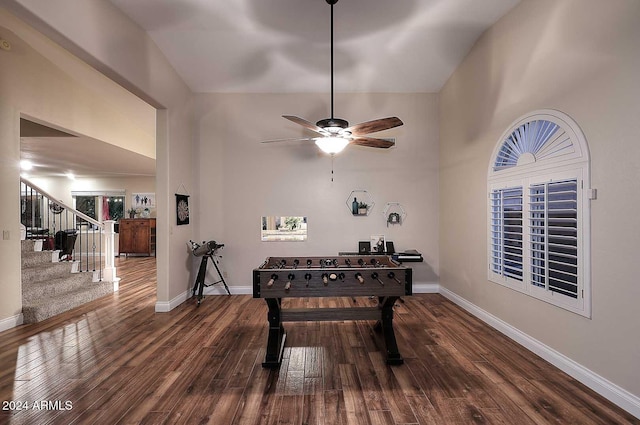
132,192 -> 156,209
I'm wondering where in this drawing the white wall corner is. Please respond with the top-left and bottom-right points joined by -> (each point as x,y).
0,313 -> 24,333
439,287 -> 640,420
155,291 -> 189,313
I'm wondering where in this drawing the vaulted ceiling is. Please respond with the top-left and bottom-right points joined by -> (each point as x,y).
108,0 -> 520,93
19,0 -> 521,178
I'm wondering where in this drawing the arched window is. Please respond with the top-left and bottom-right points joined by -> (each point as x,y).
488,110 -> 592,317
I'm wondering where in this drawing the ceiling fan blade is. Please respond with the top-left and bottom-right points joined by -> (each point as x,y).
283,115 -> 328,135
261,137 -> 316,144
350,137 -> 395,149
345,117 -> 403,136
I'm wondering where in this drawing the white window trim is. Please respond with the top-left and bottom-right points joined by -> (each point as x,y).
488,110 -> 592,318
72,190 -> 126,224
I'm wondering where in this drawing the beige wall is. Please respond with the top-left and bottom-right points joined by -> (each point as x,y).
29,176 -> 155,211
29,176 -> 155,206
440,0 -> 640,399
5,0 -> 638,413
0,9 -> 155,328
2,0 -> 197,306
194,92 -> 439,289
0,10 -> 155,158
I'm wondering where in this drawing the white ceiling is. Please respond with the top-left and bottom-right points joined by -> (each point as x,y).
21,0 -> 520,179
20,119 -> 155,179
21,136 -> 156,179
109,0 -> 521,93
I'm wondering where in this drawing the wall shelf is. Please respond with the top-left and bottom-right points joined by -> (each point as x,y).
382,202 -> 406,226
346,190 -> 374,216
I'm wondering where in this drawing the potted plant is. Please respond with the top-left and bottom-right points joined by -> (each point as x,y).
358,202 -> 369,215
127,207 -> 136,219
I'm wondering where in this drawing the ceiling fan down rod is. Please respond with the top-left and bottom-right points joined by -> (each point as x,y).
317,0 -> 348,131
329,0 -> 335,120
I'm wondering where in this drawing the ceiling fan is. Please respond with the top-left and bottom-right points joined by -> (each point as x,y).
262,0 -> 403,154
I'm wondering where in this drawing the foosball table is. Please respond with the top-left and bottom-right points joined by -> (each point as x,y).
253,255 -> 412,368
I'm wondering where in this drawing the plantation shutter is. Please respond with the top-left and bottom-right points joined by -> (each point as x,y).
529,179 -> 579,298
488,110 -> 590,316
490,186 -> 523,281
493,120 -> 568,171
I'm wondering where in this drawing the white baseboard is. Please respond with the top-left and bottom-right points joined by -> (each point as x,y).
155,291 -> 189,312
156,281 -> 437,311
413,281 -> 439,293
439,287 -> 640,420
152,280 -> 639,419
0,313 -> 23,333
154,284 -> 253,312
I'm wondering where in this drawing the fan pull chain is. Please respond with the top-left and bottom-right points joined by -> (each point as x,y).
331,154 -> 335,182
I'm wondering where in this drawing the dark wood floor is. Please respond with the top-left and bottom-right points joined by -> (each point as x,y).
0,257 -> 637,425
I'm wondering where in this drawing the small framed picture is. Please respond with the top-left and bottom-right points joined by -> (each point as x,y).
176,194 -> 190,225
132,192 -> 156,209
370,234 -> 386,254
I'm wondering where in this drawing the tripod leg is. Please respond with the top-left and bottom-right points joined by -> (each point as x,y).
211,257 -> 231,295
193,256 -> 208,306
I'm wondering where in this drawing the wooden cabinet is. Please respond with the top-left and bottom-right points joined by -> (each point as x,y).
119,218 -> 156,256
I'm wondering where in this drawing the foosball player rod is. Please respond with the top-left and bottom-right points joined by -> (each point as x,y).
387,271 -> 402,284
285,273 -> 294,291
386,272 -> 405,303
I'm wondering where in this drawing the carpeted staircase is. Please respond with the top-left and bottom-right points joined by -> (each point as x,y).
21,240 -> 114,323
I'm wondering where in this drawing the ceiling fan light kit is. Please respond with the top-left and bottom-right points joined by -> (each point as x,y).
315,137 -> 350,154
262,0 -> 403,154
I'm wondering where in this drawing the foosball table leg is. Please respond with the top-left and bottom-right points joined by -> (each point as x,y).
378,296 -> 404,365
262,298 -> 286,369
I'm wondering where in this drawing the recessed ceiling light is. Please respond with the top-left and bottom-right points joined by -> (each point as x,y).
20,160 -> 33,170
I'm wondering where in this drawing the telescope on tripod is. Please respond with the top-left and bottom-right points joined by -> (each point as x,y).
189,240 -> 231,306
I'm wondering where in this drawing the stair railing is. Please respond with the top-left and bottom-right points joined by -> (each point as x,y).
20,177 -> 116,282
